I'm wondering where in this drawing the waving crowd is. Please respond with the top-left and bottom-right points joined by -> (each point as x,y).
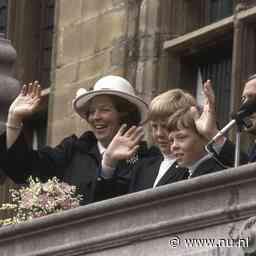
0,74 -> 256,205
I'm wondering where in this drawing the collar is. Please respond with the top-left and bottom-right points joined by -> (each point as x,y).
97,141 -> 107,155
187,153 -> 211,177
162,153 -> 175,161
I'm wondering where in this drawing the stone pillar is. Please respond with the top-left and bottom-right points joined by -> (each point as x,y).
136,0 -> 177,104
0,34 -> 20,133
0,34 -> 20,191
136,0 -> 161,103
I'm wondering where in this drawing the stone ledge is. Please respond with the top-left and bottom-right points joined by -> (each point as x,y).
1,163 -> 256,255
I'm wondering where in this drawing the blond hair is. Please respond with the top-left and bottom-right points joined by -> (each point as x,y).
149,89 -> 196,121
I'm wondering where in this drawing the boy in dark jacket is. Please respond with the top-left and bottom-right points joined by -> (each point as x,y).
101,89 -> 197,193
167,107 -> 225,177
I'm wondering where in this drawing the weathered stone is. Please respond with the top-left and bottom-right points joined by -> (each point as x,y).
0,35 -> 20,132
58,0 -> 83,28
78,51 -> 111,80
61,25 -> 82,65
49,89 -> 74,123
139,0 -> 161,35
139,34 -> 160,61
0,34 -> 20,212
48,117 -> 76,146
82,0 -> 116,20
136,59 -> 159,98
80,9 -> 126,58
1,163 -> 256,255
55,63 -> 78,87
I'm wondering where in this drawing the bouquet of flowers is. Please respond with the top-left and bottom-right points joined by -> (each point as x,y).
0,176 -> 83,226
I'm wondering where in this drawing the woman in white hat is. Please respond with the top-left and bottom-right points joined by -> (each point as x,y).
1,76 -> 150,204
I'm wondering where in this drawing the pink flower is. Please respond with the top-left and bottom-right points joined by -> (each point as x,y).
0,176 -> 83,225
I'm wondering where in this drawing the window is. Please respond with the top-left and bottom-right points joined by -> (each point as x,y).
197,42 -> 232,127
30,0 -> 54,147
169,35 -> 233,128
164,2 -> 256,134
6,0 -> 55,148
205,0 -> 234,24
170,0 -> 235,36
0,0 -> 8,35
38,0 -> 55,89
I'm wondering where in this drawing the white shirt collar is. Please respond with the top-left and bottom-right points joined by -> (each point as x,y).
163,153 -> 175,161
97,141 -> 107,155
153,154 -> 176,187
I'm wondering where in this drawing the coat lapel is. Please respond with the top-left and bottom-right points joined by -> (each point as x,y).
156,162 -> 188,187
147,158 -> 163,186
249,144 -> 256,162
191,158 -> 223,178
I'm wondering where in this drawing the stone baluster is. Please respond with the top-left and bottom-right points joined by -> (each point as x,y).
0,33 -> 20,133
0,34 -> 20,189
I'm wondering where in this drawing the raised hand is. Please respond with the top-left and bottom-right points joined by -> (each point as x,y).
7,81 -> 42,148
191,80 -> 219,141
9,81 -> 42,122
102,124 -> 144,169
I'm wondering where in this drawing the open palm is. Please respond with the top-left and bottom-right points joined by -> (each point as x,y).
10,81 -> 41,120
192,80 -> 218,140
105,125 -> 144,162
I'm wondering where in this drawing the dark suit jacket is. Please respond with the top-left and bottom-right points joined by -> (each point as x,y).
190,157 -> 224,178
215,139 -> 249,167
129,154 -> 225,193
129,155 -> 188,192
0,131 -> 150,204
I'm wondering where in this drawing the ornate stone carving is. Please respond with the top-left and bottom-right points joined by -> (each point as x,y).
0,33 -> 20,133
239,216 -> 256,254
0,34 -> 20,183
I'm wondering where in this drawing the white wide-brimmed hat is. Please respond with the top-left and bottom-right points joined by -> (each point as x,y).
73,75 -> 148,123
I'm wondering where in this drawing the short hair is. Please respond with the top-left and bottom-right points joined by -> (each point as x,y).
85,95 -> 140,127
111,95 -> 141,127
149,89 -> 196,121
247,74 -> 256,82
167,107 -> 202,137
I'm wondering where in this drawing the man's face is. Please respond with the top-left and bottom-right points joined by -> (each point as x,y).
169,128 -> 207,167
150,119 -> 171,155
242,79 -> 256,134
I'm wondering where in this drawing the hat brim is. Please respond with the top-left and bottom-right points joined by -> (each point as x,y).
73,89 -> 148,124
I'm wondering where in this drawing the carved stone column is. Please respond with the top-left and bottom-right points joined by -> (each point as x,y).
0,34 -> 20,187
135,0 -> 176,103
0,33 -> 20,133
136,0 -> 161,103
238,216 -> 256,255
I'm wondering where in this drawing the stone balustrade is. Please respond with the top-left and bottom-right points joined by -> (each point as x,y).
1,163 -> 256,255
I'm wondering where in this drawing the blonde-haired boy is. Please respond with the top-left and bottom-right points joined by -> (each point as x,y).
129,89 -> 197,191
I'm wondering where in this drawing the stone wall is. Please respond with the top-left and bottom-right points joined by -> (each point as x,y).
49,0 -> 175,145
1,164 -> 256,255
49,0 -> 139,144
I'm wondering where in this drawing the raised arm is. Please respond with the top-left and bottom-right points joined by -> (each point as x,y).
101,124 -> 144,178
7,81 -> 42,148
191,79 -> 222,143
191,80 -> 248,166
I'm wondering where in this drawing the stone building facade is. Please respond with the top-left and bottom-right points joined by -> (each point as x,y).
1,0 -> 256,212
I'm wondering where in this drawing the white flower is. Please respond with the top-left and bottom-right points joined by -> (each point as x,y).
75,88 -> 87,98
0,176 -> 83,226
